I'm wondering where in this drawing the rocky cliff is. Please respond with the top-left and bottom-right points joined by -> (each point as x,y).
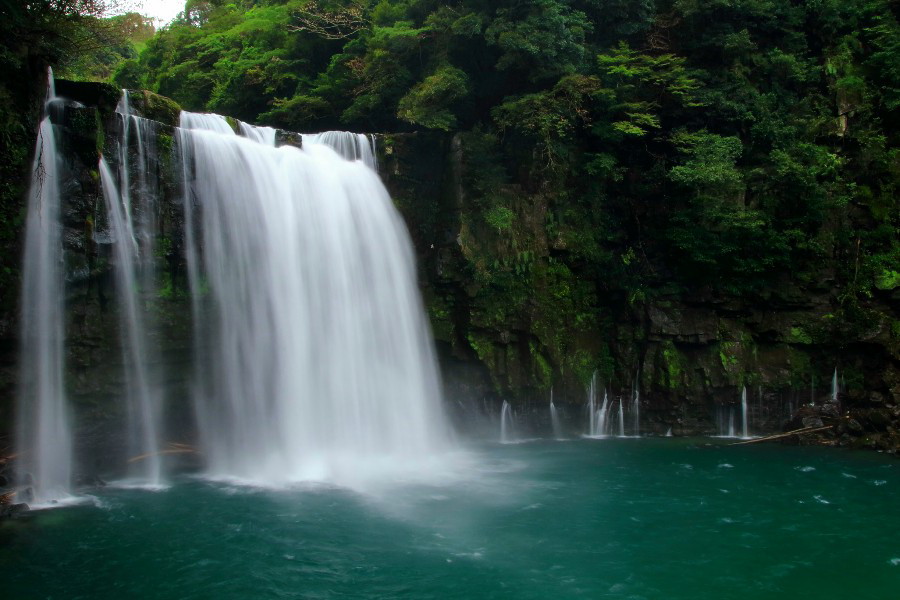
2,82 -> 899,457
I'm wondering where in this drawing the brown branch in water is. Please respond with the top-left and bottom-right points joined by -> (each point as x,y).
729,425 -> 834,446
127,442 -> 198,464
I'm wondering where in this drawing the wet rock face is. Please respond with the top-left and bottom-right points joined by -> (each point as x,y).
2,81 -> 898,452
380,132 -> 900,443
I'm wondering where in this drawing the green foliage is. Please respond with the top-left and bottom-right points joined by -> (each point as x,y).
485,0 -> 592,82
397,65 -> 468,130
5,0 -> 900,403
660,341 -> 684,389
483,206 -> 514,232
670,131 -> 743,192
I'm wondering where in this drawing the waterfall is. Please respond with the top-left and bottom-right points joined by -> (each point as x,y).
500,401 -> 514,443
301,131 -> 377,170
632,377 -> 640,437
741,386 -> 748,439
597,390 -> 609,437
550,388 -> 562,440
238,121 -> 277,146
617,399 -> 625,437
728,410 -> 735,438
178,113 -> 448,484
16,68 -> 72,502
587,372 -> 596,435
831,368 -> 839,404
98,157 -> 162,485
100,91 -> 164,485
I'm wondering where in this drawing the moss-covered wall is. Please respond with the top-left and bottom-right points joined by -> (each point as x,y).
3,83 -> 898,451
380,130 -> 900,443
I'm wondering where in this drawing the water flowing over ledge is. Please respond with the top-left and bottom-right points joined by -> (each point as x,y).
15,75 -> 453,501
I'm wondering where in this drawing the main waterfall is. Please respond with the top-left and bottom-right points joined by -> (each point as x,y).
16,78 -> 452,500
179,113 -> 450,485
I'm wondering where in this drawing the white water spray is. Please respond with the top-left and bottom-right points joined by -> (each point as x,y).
178,114 -> 448,484
500,401 -> 514,443
302,131 -> 377,170
632,376 -> 640,437
741,386 -> 748,439
617,398 -> 625,437
831,368 -> 839,404
98,157 -> 162,485
550,388 -> 562,440
102,91 -> 164,484
16,68 -> 72,502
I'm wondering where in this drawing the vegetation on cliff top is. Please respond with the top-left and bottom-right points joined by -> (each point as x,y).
3,0 -> 899,399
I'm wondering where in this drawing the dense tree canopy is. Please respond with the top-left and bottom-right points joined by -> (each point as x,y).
4,0 -> 899,382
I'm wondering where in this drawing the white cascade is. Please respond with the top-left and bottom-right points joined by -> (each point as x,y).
617,399 -> 625,437
550,388 -> 562,440
178,113 -> 449,485
831,368 -> 839,404
106,90 -> 164,484
632,377 -> 640,437
98,156 -> 163,485
239,121 -> 277,146
16,68 -> 73,502
303,131 -> 377,170
500,401 -> 514,443
741,386 -> 748,439
587,372 -> 596,435
597,390 -> 609,437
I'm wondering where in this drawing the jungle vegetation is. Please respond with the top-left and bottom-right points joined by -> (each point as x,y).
2,0 -> 899,387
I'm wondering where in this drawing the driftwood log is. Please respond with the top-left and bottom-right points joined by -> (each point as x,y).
729,425 -> 834,446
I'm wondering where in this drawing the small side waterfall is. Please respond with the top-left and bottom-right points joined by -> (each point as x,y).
831,368 -> 839,404
238,121 -> 277,146
617,399 -> 625,437
17,68 -> 72,502
587,372 -> 596,435
597,391 -> 609,436
302,131 -> 377,170
500,401 -> 514,443
550,388 -> 562,440
98,157 -> 162,485
632,378 -> 640,437
741,386 -> 748,439
100,90 -> 164,485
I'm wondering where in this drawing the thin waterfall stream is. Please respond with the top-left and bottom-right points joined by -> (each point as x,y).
16,69 -> 72,503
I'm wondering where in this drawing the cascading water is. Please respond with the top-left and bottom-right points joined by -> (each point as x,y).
500,401 -> 514,443
617,398 -> 625,437
178,113 -> 449,484
238,121 -> 277,146
16,68 -> 72,502
549,388 -> 562,440
302,131 -> 377,170
587,372 -> 596,435
632,377 -> 640,437
741,386 -> 748,439
597,390 -> 609,437
831,368 -> 839,404
98,157 -> 162,485
99,91 -> 164,485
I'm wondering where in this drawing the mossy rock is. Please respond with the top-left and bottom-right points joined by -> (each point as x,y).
55,80 -> 121,115
276,130 -> 302,148
127,90 -> 182,127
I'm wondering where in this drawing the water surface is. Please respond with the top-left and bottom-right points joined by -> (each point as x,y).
2,439 -> 897,599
